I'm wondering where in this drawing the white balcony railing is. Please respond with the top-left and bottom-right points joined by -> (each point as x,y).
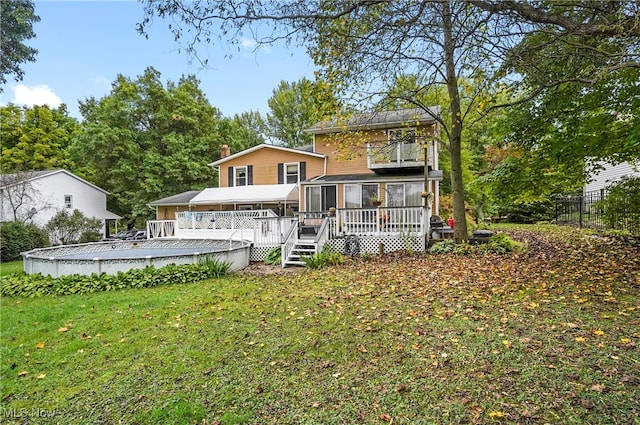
367,141 -> 438,172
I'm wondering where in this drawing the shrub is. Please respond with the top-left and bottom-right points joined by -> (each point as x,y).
302,247 -> 344,269
0,221 -> 50,262
0,259 -> 232,297
502,200 -> 555,223
429,233 -> 524,256
452,242 -> 476,256
79,230 -> 102,243
429,239 -> 456,254
599,177 -> 640,234
484,232 -> 525,254
200,256 -> 232,277
264,247 -> 282,265
46,209 -> 102,245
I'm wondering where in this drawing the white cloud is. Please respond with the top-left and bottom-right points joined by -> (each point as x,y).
12,84 -> 62,108
241,38 -> 270,53
92,75 -> 110,87
241,38 -> 258,50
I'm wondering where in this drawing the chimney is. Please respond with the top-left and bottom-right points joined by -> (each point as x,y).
220,144 -> 231,158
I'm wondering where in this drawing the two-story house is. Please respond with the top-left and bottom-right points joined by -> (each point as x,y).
0,169 -> 121,238
148,107 -> 443,264
302,107 -> 442,212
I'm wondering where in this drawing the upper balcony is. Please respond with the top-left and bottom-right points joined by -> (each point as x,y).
367,140 -> 443,180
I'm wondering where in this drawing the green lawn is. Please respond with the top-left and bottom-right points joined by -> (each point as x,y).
1,225 -> 639,424
0,261 -> 23,277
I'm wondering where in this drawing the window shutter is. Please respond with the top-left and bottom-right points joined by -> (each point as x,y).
300,162 -> 306,181
228,167 -> 234,187
278,163 -> 284,184
247,165 -> 253,185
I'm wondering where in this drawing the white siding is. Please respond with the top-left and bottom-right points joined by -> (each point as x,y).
1,171 -> 117,238
585,161 -> 640,193
30,172 -> 109,227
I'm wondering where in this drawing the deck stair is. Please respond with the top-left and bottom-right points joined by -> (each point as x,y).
283,235 -> 318,266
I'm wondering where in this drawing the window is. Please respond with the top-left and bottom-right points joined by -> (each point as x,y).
228,165 -> 252,187
388,128 -> 416,143
64,195 -> 72,209
344,184 -> 379,208
386,182 -> 422,207
286,163 -> 299,184
305,185 -> 337,212
306,186 -> 321,212
235,166 -> 247,186
278,162 -> 306,184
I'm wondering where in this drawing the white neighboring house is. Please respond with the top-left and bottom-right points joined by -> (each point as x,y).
0,169 -> 120,237
585,160 -> 640,193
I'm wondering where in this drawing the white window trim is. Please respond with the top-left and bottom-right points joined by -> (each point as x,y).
285,162 -> 300,184
234,166 -> 248,186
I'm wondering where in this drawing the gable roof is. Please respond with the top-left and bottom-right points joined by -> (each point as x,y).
148,190 -> 202,206
0,169 -> 110,194
306,107 -> 441,135
209,144 -> 325,167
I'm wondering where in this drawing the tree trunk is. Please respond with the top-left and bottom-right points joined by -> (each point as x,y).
442,0 -> 468,243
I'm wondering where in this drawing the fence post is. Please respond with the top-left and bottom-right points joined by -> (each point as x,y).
579,194 -> 583,228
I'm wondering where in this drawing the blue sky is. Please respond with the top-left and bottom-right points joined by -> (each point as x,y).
0,0 -> 316,119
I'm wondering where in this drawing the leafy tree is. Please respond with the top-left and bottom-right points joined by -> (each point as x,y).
139,0 -> 639,241
266,78 -> 339,147
0,0 -> 40,89
218,111 -> 267,153
45,209 -> 102,245
0,104 -> 79,172
0,221 -> 50,262
480,0 -> 639,184
0,171 -> 52,222
69,67 -> 224,225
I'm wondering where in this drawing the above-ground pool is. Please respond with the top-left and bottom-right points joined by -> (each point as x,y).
22,239 -> 251,277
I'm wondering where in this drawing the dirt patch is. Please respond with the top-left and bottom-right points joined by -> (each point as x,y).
238,262 -> 304,277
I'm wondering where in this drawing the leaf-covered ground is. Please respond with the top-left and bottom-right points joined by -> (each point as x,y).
1,225 -> 639,424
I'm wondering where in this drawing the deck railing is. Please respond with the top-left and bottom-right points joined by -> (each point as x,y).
281,221 -> 299,268
254,216 -> 297,246
176,210 -> 277,230
147,207 -> 428,245
147,220 -> 176,238
337,206 -> 426,236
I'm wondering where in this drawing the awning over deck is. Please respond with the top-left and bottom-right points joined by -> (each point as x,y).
189,184 -> 299,205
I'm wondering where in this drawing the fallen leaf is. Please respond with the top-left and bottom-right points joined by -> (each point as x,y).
488,411 -> 505,419
58,327 -> 68,333
17,371 -> 28,377
36,342 -> 45,349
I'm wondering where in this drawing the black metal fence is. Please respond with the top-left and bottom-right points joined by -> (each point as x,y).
555,189 -> 638,234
